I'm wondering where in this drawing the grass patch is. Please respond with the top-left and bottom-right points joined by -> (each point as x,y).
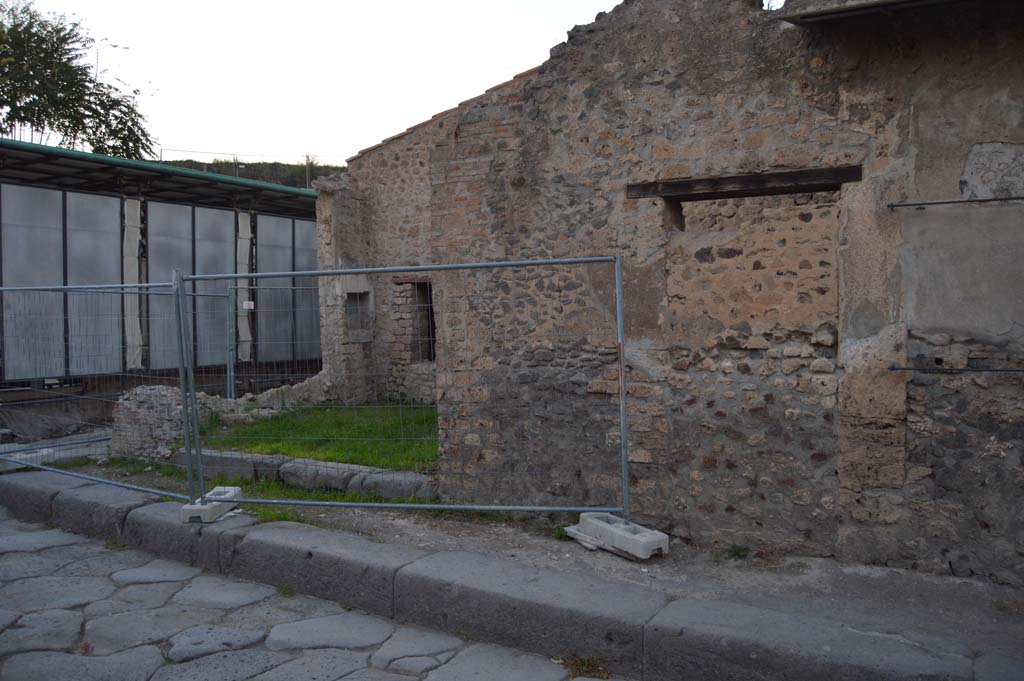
564,656 -> 611,679
726,544 -> 751,560
203,404 -> 438,473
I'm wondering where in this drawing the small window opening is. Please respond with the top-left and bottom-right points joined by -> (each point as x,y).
662,197 -> 685,231
411,282 -> 436,362
345,291 -> 372,332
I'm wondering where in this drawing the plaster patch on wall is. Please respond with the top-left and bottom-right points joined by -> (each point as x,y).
960,142 -> 1024,199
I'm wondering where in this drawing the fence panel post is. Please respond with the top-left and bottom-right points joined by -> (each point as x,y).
615,253 -> 630,518
172,269 -> 197,503
226,286 -> 236,399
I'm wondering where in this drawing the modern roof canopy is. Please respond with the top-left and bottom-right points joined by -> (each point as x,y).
0,139 -> 317,219
778,0 -> 966,24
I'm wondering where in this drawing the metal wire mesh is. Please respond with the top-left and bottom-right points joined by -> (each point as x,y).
0,285 -> 201,495
180,257 -> 628,513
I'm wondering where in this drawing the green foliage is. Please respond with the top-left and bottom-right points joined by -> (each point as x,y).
0,0 -> 154,158
204,404 -> 439,473
726,544 -> 751,560
162,157 -> 346,189
564,656 -> 611,679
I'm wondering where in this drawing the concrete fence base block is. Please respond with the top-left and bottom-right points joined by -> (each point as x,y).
179,487 -> 242,524
0,471 -> 91,522
643,600 -> 975,681
51,485 -> 156,543
225,522 -> 427,617
567,512 -> 669,560
393,550 -> 668,677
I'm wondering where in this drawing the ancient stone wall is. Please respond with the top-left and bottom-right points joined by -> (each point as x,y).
317,0 -> 1024,582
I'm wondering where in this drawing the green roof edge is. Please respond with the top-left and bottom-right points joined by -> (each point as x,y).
0,138 -> 318,199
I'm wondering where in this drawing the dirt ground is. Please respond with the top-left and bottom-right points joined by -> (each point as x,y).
67,461 -> 1024,660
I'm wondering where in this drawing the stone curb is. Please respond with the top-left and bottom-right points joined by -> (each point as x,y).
0,470 -> 1015,681
172,449 -> 437,501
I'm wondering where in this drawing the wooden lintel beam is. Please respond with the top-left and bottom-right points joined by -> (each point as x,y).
626,165 -> 863,202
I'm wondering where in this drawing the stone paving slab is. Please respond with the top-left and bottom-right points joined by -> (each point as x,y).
0,526 -> 88,553
0,574 -> 115,611
0,609 -> 81,655
425,643 -> 569,681
167,624 -> 265,662
247,648 -> 369,681
148,649 -> 294,681
172,574 -> 277,609
84,581 -> 184,618
1,645 -> 166,681
0,550 -> 66,580
371,625 -> 464,674
83,603 -> 223,655
112,558 -> 202,584
265,612 -> 395,650
52,548 -> 151,577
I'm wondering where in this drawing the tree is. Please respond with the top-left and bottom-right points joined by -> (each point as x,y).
0,1 -> 154,159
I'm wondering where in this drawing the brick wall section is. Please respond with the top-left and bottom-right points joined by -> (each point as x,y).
316,0 -> 1024,584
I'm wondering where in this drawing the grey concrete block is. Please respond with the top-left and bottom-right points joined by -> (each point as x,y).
51,484 -> 155,542
227,522 -> 427,617
393,550 -> 667,677
0,471 -> 91,522
643,600 -> 974,681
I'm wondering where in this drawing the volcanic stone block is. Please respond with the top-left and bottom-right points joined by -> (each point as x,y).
643,600 -> 974,681
393,550 -> 668,677
51,485 -> 155,542
226,522 -> 427,617
0,472 -> 91,522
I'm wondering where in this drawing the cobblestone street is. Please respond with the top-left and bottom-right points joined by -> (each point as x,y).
0,506 -> 622,681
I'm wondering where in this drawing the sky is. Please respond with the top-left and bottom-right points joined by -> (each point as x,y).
33,1 -> 624,166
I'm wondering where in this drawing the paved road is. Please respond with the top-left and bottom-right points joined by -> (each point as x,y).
0,506 -> 625,681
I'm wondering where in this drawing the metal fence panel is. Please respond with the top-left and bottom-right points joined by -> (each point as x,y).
194,207 -> 234,367
256,215 -> 293,362
178,256 -> 628,514
1,185 -> 64,380
67,192 -> 123,375
148,202 -> 193,370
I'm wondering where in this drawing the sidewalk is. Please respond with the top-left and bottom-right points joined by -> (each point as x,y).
0,470 -> 1021,680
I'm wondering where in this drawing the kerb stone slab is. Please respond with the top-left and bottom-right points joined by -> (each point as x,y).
394,550 -> 667,677
0,472 -> 91,522
226,522 -> 426,617
643,600 -> 974,681
52,484 -> 155,542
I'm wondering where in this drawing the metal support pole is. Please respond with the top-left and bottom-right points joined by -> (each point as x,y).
614,253 -> 630,518
182,287 -> 208,505
226,286 -> 236,399
172,270 -> 197,503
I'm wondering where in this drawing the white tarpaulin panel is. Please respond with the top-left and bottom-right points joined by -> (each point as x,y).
67,192 -> 123,375
1,185 -> 64,380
